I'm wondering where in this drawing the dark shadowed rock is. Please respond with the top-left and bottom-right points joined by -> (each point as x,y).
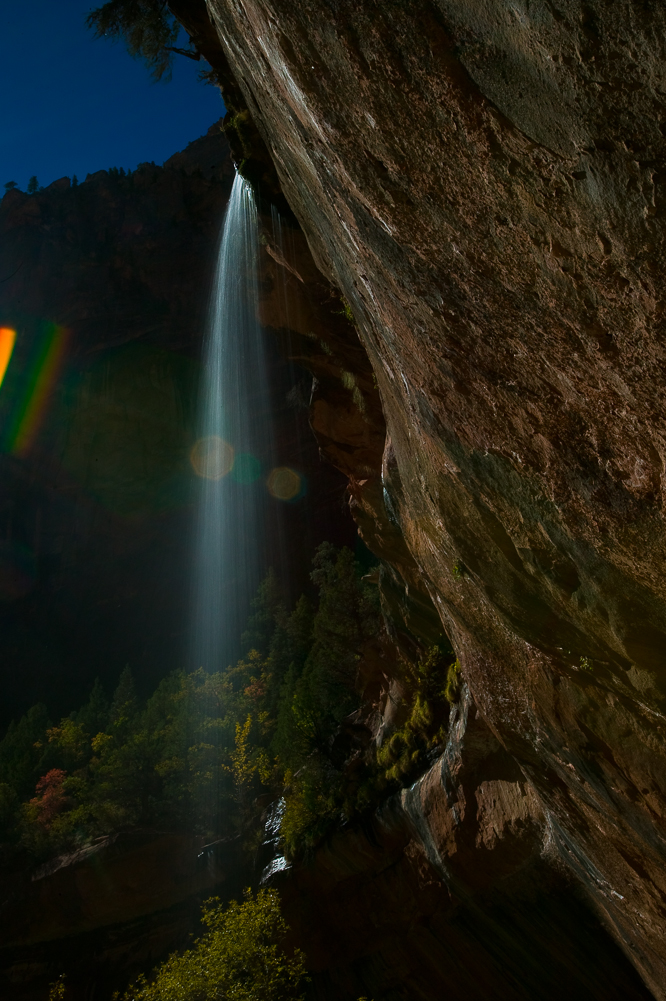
274,684 -> 653,1001
0,831 -> 245,999
44,178 -> 70,193
180,0 -> 666,995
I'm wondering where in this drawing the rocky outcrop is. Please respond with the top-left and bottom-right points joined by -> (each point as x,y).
177,1 -> 666,995
277,686 -> 652,1001
255,212 -> 444,663
0,831 -> 244,998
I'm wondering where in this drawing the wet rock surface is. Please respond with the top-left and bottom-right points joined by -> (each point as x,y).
191,0 -> 666,993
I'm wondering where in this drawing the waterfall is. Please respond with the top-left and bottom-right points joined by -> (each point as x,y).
190,173 -> 271,673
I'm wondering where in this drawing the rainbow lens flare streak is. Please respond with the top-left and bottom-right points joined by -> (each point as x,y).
7,324 -> 69,455
0,328 -> 16,392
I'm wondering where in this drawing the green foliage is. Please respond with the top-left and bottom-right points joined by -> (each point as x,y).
334,297 -> 356,325
0,544 -> 457,866
444,659 -> 462,704
273,546 -> 376,764
26,176 -> 39,195
223,111 -> 253,166
3,181 -> 17,190
0,703 -> 50,800
377,646 -> 453,785
279,761 -> 340,858
109,665 -> 138,728
452,560 -> 465,581
258,545 -> 380,854
0,546 -> 382,859
269,546 -> 382,854
118,889 -> 307,1001
48,975 -> 67,1001
241,568 -> 286,658
86,0 -> 180,82
76,678 -> 109,738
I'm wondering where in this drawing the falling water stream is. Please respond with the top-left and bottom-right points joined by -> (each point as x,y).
190,173 -> 272,673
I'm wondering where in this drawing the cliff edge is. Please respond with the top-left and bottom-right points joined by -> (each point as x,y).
189,1 -> 666,994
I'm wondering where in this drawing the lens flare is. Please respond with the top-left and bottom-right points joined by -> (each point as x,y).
7,323 -> 69,456
0,328 -> 16,390
231,452 -> 262,484
190,436 -> 234,480
267,466 -> 302,501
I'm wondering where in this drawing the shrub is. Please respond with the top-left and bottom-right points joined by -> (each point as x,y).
30,769 -> 68,827
117,888 -> 307,1001
279,760 -> 340,858
452,561 -> 465,581
48,976 -> 66,1000
377,646 -> 453,785
444,659 -> 462,704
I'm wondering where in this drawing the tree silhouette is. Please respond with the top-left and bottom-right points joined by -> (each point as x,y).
110,665 -> 138,725
86,0 -> 180,82
3,181 -> 17,191
26,176 -> 39,195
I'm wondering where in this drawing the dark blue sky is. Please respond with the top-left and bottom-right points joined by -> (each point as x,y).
1,1 -> 225,191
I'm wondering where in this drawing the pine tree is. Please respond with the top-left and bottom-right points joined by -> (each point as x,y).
240,568 -> 285,657
27,176 -> 39,194
109,666 -> 138,726
76,679 -> 109,737
0,704 -> 50,797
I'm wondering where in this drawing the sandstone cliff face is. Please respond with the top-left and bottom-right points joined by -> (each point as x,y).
277,686 -> 652,1001
189,2 -> 666,994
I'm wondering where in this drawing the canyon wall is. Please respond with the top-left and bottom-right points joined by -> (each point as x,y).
5,4 -> 666,994
195,1 -> 666,994
277,685 -> 652,1001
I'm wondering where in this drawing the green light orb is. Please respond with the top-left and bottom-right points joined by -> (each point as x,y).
231,452 -> 262,484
